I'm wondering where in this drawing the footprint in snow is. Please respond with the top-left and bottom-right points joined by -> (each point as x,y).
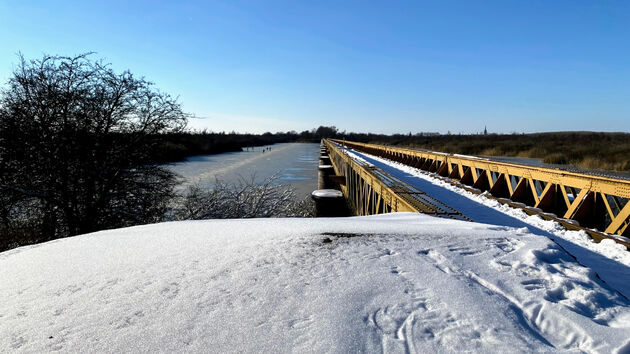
521,279 -> 546,291
288,316 -> 313,330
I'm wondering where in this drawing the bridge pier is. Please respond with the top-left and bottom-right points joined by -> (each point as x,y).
313,141 -> 350,217
311,189 -> 348,217
318,165 -> 335,189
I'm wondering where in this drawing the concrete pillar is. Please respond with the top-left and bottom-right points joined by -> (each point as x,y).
311,189 -> 347,217
318,165 -> 335,189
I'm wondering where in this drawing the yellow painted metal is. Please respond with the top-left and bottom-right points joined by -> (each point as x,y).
331,139 -> 630,241
605,203 -> 630,235
323,140 -> 418,215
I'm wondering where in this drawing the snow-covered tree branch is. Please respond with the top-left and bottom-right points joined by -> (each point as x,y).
172,175 -> 314,220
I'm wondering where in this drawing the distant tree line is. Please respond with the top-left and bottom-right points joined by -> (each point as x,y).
152,126 -> 348,163
364,131 -> 630,172
273,127 -> 630,172
152,131 -> 297,163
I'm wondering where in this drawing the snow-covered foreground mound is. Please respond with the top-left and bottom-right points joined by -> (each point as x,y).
2,214 -> 630,353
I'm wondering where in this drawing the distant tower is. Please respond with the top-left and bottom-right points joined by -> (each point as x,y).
484,126 -> 488,135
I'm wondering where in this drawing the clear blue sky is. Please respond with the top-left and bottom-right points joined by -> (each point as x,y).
1,0 -> 629,134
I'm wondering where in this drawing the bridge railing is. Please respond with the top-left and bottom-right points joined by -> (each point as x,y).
324,139 -> 472,221
323,139 -> 416,215
330,139 -> 630,239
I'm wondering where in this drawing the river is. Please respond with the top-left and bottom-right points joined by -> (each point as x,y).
166,143 -> 320,198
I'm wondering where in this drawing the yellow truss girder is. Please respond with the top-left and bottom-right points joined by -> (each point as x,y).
324,140 -> 418,215
331,139 -> 630,239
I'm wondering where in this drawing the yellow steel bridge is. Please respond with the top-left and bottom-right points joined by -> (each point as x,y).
323,139 -> 630,248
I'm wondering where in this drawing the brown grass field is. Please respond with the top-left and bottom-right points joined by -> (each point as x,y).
373,132 -> 630,173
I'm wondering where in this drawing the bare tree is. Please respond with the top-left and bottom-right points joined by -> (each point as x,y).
173,175 -> 314,220
0,53 -> 188,247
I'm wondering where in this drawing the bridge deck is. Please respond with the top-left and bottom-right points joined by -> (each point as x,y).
342,149 -> 471,222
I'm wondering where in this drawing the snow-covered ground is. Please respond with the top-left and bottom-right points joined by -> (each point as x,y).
2,214 -> 630,353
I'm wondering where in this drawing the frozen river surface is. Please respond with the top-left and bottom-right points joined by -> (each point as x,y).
167,143 -> 320,198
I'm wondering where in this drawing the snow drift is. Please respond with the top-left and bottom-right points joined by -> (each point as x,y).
1,214 -> 630,353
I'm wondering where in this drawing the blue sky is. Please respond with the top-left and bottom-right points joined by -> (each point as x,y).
1,0 -> 628,134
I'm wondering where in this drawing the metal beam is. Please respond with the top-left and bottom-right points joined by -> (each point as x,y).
331,139 -> 630,245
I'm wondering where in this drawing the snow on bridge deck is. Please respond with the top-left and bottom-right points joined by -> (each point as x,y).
345,147 -> 630,300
